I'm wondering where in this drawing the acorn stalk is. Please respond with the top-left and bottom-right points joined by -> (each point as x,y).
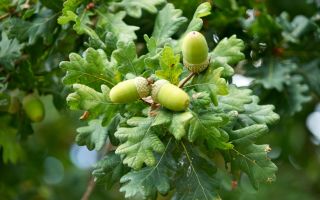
182,31 -> 209,73
152,80 -> 190,112
109,77 -> 150,103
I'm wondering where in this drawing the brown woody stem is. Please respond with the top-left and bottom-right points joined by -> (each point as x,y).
0,13 -> 9,20
81,177 -> 96,200
80,142 -> 114,200
178,72 -> 195,88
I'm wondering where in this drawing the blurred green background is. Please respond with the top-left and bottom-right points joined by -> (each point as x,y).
1,0 -> 320,199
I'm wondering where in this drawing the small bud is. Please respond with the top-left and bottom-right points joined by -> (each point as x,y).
22,94 -> 45,122
109,77 -> 150,103
86,2 -> 95,10
182,31 -> 209,73
231,180 -> 238,190
80,111 -> 90,120
151,80 -> 190,111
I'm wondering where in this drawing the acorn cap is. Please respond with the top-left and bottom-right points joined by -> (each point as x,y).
151,80 -> 169,102
134,77 -> 150,98
183,58 -> 209,73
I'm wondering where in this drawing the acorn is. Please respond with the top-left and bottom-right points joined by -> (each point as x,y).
152,80 -> 190,112
22,94 -> 45,122
109,77 -> 150,103
182,31 -> 209,73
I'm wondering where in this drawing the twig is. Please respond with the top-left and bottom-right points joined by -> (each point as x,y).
0,4 -> 19,21
178,72 -> 195,88
0,13 -> 9,20
81,177 -> 96,200
80,142 -> 114,200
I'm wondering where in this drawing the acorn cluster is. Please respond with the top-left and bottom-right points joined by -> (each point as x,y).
109,31 -> 209,112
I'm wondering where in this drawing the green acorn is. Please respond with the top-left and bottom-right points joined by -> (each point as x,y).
152,80 -> 190,112
22,94 -> 45,122
109,77 -> 150,103
182,31 -> 209,73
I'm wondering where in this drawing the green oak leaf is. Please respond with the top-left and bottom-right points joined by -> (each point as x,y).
120,141 -> 176,199
96,10 -> 139,42
155,46 -> 183,85
169,111 -> 193,140
230,144 -> 278,190
151,109 -> 193,140
74,10 -> 106,48
60,48 -> 115,90
76,119 -> 108,151
57,10 -> 77,25
285,75 -> 311,115
58,4 -> 105,47
218,85 -> 252,112
290,16 -> 314,39
144,35 -> 158,56
228,124 -> 269,146
252,60 -> 296,91
210,35 -> 245,77
115,117 -> 165,169
192,67 -> 229,105
281,15 -> 315,42
110,0 -> 165,18
71,9 -> 93,35
188,111 -> 233,150
144,35 -> 161,70
67,84 -> 118,120
184,2 -> 212,34
4,8 -> 58,45
103,32 -> 119,56
57,0 -> 83,24
239,96 -> 280,126
245,13 -> 282,43
249,60 -> 311,115
112,41 -> 144,76
174,143 -> 219,200
152,3 -> 187,47
0,32 -> 23,69
303,59 -> 320,97
190,91 -> 211,112
92,151 -> 129,188
151,109 -> 172,127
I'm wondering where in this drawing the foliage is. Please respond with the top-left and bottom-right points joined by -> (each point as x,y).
0,0 -> 69,165
1,0 -> 320,200
58,2 -> 279,199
